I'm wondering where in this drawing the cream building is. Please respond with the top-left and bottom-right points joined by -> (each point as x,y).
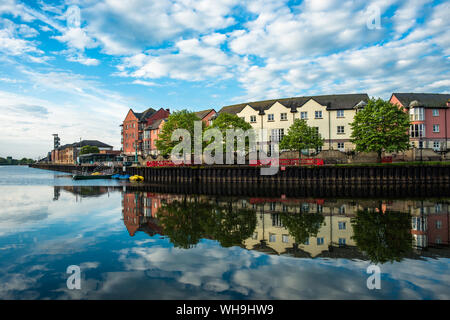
219,94 -> 369,153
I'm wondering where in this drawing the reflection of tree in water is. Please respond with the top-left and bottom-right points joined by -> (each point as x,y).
203,201 -> 256,248
157,198 -> 256,249
157,198 -> 209,249
280,212 -> 324,244
351,210 -> 413,264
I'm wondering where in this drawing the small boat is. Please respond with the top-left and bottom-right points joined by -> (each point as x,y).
129,175 -> 144,182
72,174 -> 113,180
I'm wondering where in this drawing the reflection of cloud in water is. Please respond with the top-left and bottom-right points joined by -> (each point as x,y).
110,243 -> 450,300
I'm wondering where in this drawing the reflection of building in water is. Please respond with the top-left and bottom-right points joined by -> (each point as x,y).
53,186 -> 112,201
243,199 -> 357,257
121,190 -> 450,257
410,200 -> 450,248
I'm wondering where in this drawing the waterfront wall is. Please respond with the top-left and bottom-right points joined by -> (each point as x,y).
30,163 -> 450,185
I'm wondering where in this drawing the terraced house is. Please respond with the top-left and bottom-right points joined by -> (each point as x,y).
219,94 -> 369,153
390,93 -> 450,151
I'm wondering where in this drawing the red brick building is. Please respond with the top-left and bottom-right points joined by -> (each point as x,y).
195,109 -> 217,126
121,108 -> 170,156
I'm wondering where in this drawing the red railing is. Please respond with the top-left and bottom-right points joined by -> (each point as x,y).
249,158 -> 324,166
146,158 -> 324,167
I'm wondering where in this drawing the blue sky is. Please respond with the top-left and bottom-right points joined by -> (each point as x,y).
0,0 -> 449,158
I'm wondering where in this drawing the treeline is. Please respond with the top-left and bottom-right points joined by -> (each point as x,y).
0,157 -> 36,165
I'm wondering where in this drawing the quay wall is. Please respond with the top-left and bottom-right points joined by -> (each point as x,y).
29,163 -> 450,185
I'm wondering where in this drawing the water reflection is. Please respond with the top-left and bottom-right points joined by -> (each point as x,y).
121,189 -> 450,263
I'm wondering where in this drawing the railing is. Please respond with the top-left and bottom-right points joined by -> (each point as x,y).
146,158 -> 324,167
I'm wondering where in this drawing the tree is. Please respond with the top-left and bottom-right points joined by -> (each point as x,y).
80,145 -> 100,155
155,110 -> 203,156
350,98 -> 410,162
280,212 -> 324,244
351,209 -> 413,264
280,119 -> 324,155
206,113 -> 253,156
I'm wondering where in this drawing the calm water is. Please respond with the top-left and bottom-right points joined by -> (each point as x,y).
0,165 -> 449,299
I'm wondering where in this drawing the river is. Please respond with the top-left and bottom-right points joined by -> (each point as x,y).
0,165 -> 448,299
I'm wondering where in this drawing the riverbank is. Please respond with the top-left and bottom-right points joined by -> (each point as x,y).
29,163 -> 450,185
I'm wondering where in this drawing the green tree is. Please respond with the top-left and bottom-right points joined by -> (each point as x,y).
206,113 -> 253,154
157,199 -> 211,249
351,209 -> 413,264
202,202 -> 257,248
280,211 -> 324,244
80,145 -> 100,155
155,110 -> 203,156
350,98 -> 410,162
280,119 -> 324,155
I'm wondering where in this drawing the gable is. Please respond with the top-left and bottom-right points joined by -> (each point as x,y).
124,109 -> 138,122
237,104 -> 258,116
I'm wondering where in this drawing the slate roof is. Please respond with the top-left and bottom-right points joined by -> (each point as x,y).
144,118 -> 166,130
73,140 -> 113,148
133,107 -> 157,121
218,93 -> 369,114
194,109 -> 215,119
392,93 -> 450,108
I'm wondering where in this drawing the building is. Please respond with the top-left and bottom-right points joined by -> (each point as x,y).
121,107 -> 170,157
390,93 -> 450,151
51,140 -> 113,164
219,94 -> 369,153
143,118 -> 167,156
195,109 -> 217,126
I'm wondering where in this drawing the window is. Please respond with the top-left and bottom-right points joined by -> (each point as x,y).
410,124 -> 425,138
252,232 -> 258,240
433,124 -> 440,133
269,233 -> 276,242
337,110 -> 344,118
337,126 -> 345,134
268,114 -> 274,121
250,115 -> 256,123
270,202 -> 276,211
435,203 -> 442,213
282,204 -> 288,212
410,107 -> 424,121
317,237 -> 324,245
271,213 -> 282,227
304,238 -> 309,245
338,205 -> 346,214
433,109 -> 439,116
337,142 -> 345,151
315,111 -> 322,119
338,222 -> 346,230
280,113 -> 287,120
271,128 -> 284,142
338,238 -> 346,246
282,235 -> 289,243
436,220 -> 442,229
300,111 -> 308,119
433,141 -> 441,151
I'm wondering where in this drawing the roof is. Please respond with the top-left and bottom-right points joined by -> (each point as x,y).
218,93 -> 369,114
73,140 -> 113,148
133,107 -> 157,121
144,118 -> 166,130
194,109 -> 215,119
392,93 -> 450,108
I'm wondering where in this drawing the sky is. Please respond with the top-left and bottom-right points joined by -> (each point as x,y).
0,0 -> 449,159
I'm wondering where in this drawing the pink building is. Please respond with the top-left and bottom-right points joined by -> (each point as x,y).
390,93 -> 450,151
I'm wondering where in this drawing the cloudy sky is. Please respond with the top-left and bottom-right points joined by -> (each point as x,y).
0,0 -> 449,159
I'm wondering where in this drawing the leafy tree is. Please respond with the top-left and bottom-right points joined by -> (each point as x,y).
280,119 -> 324,155
155,110 -> 204,156
351,209 -> 413,264
202,202 -> 257,248
350,98 -> 410,162
280,211 -> 324,244
157,199 -> 211,249
80,145 -> 100,155
206,113 -> 253,156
